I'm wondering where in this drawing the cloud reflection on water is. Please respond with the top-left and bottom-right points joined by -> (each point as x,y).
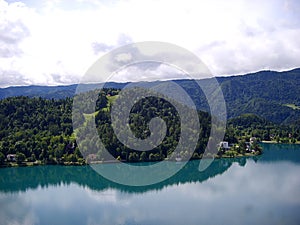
1,159 -> 300,225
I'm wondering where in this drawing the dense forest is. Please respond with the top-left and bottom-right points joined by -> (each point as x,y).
0,89 -> 212,166
0,96 -> 83,166
75,88 -> 212,163
0,86 -> 299,166
176,68 -> 300,124
226,113 -> 300,143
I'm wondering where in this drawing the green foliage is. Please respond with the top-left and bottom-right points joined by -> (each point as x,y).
227,114 -> 300,143
2,83 -> 298,166
175,68 -> 300,124
91,90 -> 211,162
139,152 -> 147,161
15,152 -> 26,164
128,152 -> 139,162
2,68 -> 300,124
0,152 -> 5,164
252,142 -> 263,154
0,88 -> 212,164
224,150 -> 237,158
0,96 -> 84,165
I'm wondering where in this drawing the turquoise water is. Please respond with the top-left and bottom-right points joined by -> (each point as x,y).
1,143 -> 300,225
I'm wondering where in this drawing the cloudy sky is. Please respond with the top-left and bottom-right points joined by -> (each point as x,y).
0,0 -> 300,87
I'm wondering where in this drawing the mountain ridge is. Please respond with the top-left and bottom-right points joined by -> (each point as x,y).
1,68 -> 299,124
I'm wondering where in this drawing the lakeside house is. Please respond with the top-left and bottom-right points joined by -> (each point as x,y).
218,141 -> 231,151
219,137 -> 260,154
6,154 -> 16,162
246,137 -> 258,152
250,137 -> 257,144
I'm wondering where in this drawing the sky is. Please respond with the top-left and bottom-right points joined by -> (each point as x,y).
0,0 -> 300,87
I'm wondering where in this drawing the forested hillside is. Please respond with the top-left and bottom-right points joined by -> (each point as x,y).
1,88 -> 300,166
1,68 -> 299,124
176,68 -> 300,124
0,96 -> 83,165
226,114 -> 300,143
217,68 -> 300,123
0,89 -> 212,165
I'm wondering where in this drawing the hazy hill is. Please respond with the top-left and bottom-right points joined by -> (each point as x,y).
217,68 -> 300,124
173,68 -> 300,124
1,68 -> 299,124
0,82 -> 128,100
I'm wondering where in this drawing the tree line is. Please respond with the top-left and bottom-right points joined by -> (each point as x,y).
1,88 -> 299,166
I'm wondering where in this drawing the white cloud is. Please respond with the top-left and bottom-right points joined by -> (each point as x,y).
109,62 -> 186,83
0,0 -> 300,87
114,52 -> 132,63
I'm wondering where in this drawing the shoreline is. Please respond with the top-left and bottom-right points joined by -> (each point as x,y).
0,152 -> 261,168
261,141 -> 300,144
0,161 -> 86,168
9,141 -> 300,169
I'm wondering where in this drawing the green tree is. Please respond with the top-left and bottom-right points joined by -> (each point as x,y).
252,142 -> 263,154
128,152 -> 139,162
28,153 -> 36,162
0,152 -> 5,164
16,152 -> 26,164
140,152 -> 147,161
237,140 -> 246,154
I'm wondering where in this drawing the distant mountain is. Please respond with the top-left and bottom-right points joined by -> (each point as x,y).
177,68 -> 300,124
0,82 -> 128,100
1,68 -> 299,124
217,68 -> 300,124
0,84 -> 77,100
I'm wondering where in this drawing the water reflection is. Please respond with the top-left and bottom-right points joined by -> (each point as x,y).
1,143 -> 300,194
0,144 -> 300,225
0,157 -> 249,194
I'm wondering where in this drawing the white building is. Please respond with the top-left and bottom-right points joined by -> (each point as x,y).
219,141 -> 230,150
6,154 -> 16,161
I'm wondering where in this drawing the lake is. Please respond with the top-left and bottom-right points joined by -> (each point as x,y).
1,143 -> 300,225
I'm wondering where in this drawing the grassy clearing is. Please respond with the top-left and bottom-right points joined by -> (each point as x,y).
284,104 -> 300,110
74,95 -> 118,135
83,111 -> 99,120
108,95 -> 119,104
101,95 -> 119,112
